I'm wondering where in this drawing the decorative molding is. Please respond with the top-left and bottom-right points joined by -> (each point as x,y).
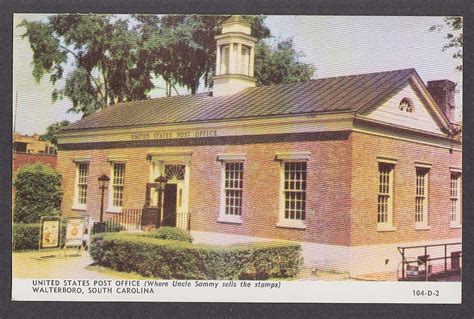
216,154 -> 246,161
449,167 -> 462,173
57,113 -> 354,143
414,161 -> 433,168
107,156 -> 128,163
72,156 -> 91,163
275,152 -> 311,161
376,156 -> 398,165
353,117 -> 461,152
58,131 -> 351,151
147,150 -> 193,163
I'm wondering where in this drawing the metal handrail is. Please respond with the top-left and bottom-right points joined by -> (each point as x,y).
398,242 -> 462,281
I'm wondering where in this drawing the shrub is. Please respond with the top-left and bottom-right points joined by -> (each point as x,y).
14,163 -> 63,223
12,223 -> 40,250
143,226 -> 193,243
89,233 -> 302,279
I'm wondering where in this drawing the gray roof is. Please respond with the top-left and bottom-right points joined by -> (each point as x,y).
65,68 -> 416,131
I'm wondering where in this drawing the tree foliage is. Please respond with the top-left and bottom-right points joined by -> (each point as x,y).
255,39 -> 315,86
20,14 -> 315,117
14,163 -> 63,224
430,17 -> 463,71
40,120 -> 70,145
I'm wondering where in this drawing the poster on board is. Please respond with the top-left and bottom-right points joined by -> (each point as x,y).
65,218 -> 84,247
40,218 -> 60,249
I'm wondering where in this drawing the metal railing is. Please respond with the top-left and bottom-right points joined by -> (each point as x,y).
93,209 -> 190,234
398,242 -> 462,281
92,208 -> 143,234
160,212 -> 191,232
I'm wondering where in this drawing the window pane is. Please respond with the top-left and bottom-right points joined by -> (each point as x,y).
112,163 -> 125,207
283,161 -> 307,221
77,163 -> 89,205
224,162 -> 243,216
377,163 -> 393,224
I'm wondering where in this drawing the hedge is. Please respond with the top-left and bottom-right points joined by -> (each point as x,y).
90,233 -> 302,280
141,227 -> 193,243
12,223 -> 40,250
14,163 -> 63,223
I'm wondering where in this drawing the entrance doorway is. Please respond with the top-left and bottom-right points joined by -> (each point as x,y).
145,162 -> 189,230
162,184 -> 177,227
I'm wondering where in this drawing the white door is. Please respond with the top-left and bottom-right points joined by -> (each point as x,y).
175,181 -> 187,229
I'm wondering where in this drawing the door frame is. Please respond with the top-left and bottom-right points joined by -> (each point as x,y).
148,151 -> 192,229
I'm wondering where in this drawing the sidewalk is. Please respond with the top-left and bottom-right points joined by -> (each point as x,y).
13,250 -> 127,279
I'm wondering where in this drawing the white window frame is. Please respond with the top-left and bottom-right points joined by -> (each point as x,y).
449,169 -> 462,228
72,158 -> 90,211
276,152 -> 310,229
377,157 -> 397,232
414,164 -> 431,230
217,154 -> 245,223
107,159 -> 127,213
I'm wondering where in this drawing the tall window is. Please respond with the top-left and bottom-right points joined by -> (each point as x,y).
450,173 -> 461,226
377,163 -> 394,227
75,163 -> 89,208
110,163 -> 126,209
415,168 -> 429,227
283,161 -> 307,223
223,162 -> 244,218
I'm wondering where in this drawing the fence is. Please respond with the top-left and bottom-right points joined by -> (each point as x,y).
398,242 -> 462,281
92,208 -> 143,234
92,209 -> 190,234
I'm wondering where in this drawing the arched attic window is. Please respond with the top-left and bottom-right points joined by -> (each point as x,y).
399,97 -> 414,113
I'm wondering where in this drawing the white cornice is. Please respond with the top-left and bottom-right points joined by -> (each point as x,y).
58,113 -> 355,144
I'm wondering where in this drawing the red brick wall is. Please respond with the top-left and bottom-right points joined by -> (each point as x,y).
57,130 -> 461,248
188,137 -> 353,246
350,132 -> 462,246
12,152 -> 57,203
58,135 -> 353,246
13,152 -> 57,177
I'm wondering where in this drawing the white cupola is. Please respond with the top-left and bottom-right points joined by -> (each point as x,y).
213,16 -> 257,97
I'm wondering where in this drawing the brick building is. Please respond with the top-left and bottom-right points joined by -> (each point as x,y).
57,16 -> 461,276
12,133 -> 57,204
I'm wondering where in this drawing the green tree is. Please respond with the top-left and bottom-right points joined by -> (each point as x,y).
40,120 -> 70,145
14,163 -> 63,223
254,39 -> 315,86
430,17 -> 463,71
148,15 -> 271,94
20,14 -> 155,116
21,14 -> 315,116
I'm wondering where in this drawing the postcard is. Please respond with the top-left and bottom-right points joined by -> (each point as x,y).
12,14 -> 462,303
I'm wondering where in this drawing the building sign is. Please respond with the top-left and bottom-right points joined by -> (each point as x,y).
40,219 -> 60,249
131,129 -> 218,141
65,218 -> 84,247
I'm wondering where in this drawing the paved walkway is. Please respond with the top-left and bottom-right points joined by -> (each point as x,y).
13,250 -> 119,279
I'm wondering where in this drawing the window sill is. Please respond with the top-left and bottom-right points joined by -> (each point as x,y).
377,225 -> 396,232
106,207 -> 122,214
276,221 -> 306,230
415,225 -> 432,231
450,224 -> 462,229
72,205 -> 87,211
217,217 -> 243,225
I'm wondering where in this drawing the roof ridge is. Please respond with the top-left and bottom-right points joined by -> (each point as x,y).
233,68 -> 416,96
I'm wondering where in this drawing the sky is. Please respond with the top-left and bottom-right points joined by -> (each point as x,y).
13,14 -> 462,135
